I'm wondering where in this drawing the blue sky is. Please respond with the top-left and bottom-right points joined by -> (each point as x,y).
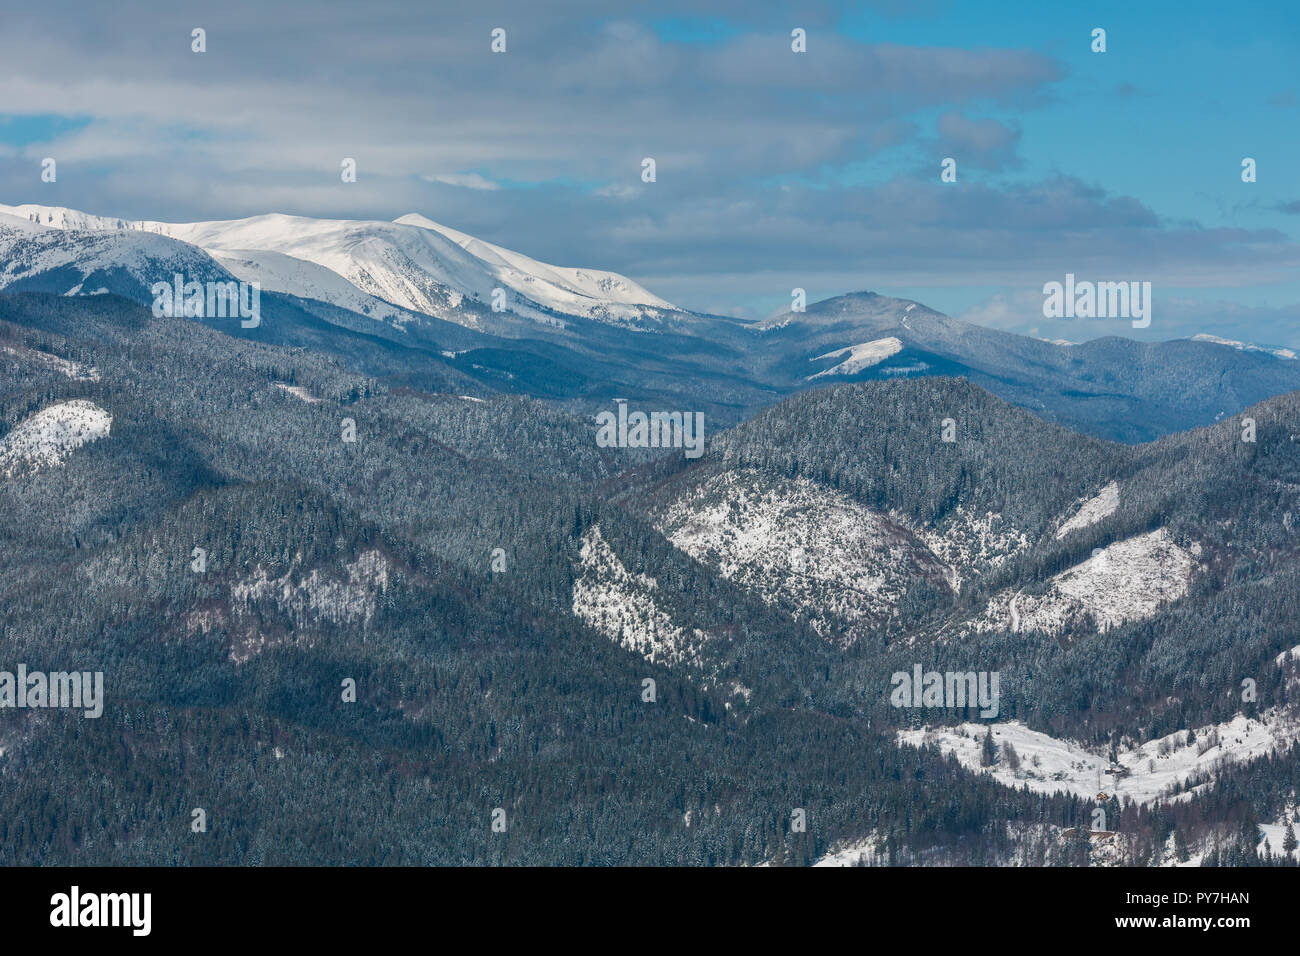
0,0 -> 1297,346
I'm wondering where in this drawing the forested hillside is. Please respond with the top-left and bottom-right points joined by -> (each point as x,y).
1,290 -> 1297,866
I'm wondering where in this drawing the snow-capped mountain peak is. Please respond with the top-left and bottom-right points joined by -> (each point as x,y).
394,212 -> 675,314
0,202 -> 677,330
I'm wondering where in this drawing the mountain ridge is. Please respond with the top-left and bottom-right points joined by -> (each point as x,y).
4,202 -> 1300,443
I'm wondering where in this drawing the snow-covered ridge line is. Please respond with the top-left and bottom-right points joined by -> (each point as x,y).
0,210 -> 225,300
0,202 -> 676,328
1191,333 -> 1297,361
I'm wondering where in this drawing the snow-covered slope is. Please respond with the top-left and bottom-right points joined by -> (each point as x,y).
0,400 -> 112,478
655,470 -> 952,644
1054,481 -> 1119,540
807,336 -> 904,379
899,709 -> 1300,806
396,213 -> 675,319
148,213 -> 515,327
208,248 -> 424,329
0,210 -> 227,300
0,203 -> 677,330
977,529 -> 1196,635
572,525 -> 711,668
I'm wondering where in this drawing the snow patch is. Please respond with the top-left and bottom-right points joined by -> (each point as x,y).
1055,482 -> 1119,540
979,528 -> 1194,634
227,550 -> 391,661
572,525 -> 708,667
814,832 -> 885,867
900,709 -> 1300,806
658,470 -> 951,643
807,336 -> 904,379
274,383 -> 320,403
0,400 -> 111,478
913,507 -> 1029,590
1258,812 -> 1300,861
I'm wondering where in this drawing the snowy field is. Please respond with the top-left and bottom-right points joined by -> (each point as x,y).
899,709 -> 1300,806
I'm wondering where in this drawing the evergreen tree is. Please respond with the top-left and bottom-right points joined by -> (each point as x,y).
980,729 -> 998,767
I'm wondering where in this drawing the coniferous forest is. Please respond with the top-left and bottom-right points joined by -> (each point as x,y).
2,290 -> 1298,867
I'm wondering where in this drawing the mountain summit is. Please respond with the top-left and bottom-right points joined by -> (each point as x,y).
0,202 -> 677,329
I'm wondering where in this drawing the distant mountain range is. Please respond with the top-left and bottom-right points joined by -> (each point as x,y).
4,201 -> 1299,443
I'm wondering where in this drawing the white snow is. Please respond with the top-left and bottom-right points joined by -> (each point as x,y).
1055,482 -> 1120,539
274,383 -> 320,403
814,832 -> 885,867
978,528 -> 1195,634
226,550 -> 391,661
913,507 -> 1029,590
657,470 -> 951,643
900,709 -> 1300,806
1258,813 -> 1300,861
571,525 -> 709,667
0,202 -> 676,330
0,400 -> 112,478
1192,333 -> 1297,361
807,336 -> 904,379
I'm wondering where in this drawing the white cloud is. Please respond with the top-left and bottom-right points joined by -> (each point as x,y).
425,172 -> 501,191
